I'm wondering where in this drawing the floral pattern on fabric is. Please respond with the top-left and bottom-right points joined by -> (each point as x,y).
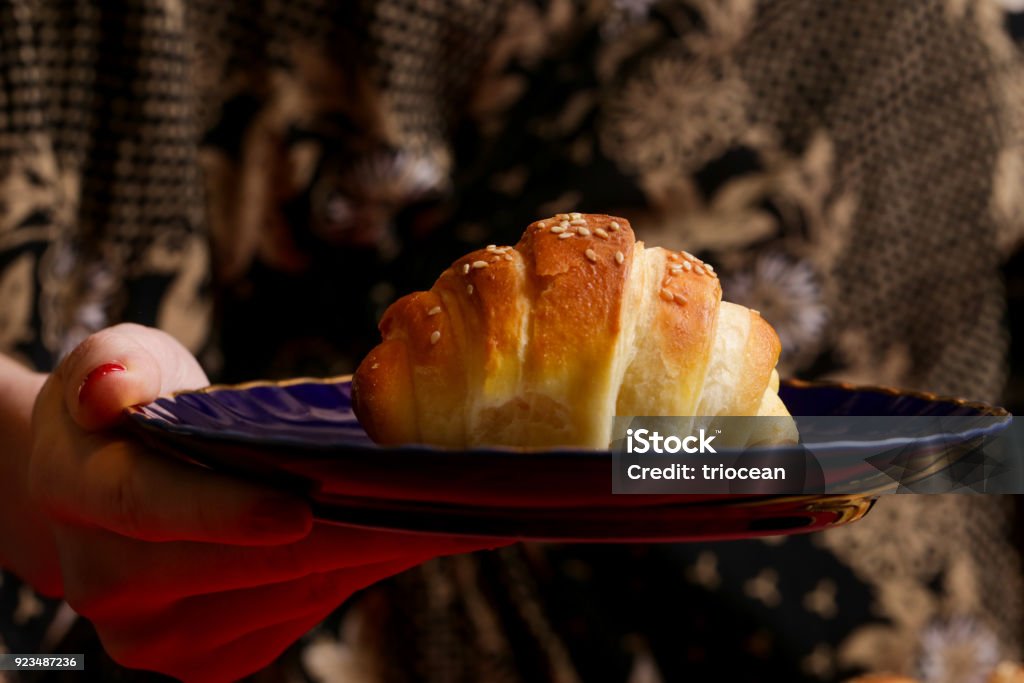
0,1 -> 1022,682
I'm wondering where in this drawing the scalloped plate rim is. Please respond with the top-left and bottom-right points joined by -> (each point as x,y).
123,376 -> 1012,456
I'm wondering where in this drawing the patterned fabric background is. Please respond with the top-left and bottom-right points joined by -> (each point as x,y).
0,1 -> 1022,682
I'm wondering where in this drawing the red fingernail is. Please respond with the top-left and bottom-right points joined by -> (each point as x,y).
78,362 -> 127,404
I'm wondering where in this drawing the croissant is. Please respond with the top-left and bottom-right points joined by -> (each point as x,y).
353,214 -> 796,449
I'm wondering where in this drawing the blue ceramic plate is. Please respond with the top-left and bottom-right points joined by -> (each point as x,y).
123,378 -> 1010,542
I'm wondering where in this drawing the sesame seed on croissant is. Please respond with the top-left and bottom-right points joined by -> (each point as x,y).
353,214 -> 796,449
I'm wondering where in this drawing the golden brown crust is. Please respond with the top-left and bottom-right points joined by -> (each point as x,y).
520,215 -> 634,378
741,310 -> 783,412
436,245 -> 526,389
351,339 -> 416,444
616,246 -> 723,417
516,215 -> 637,442
353,213 -> 792,448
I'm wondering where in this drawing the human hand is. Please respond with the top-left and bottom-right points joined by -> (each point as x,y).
28,324 -> 500,681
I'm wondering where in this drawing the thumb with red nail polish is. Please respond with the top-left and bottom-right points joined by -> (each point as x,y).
23,323 -> 501,682
59,324 -> 208,432
31,324 -> 311,548
77,361 -> 127,404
